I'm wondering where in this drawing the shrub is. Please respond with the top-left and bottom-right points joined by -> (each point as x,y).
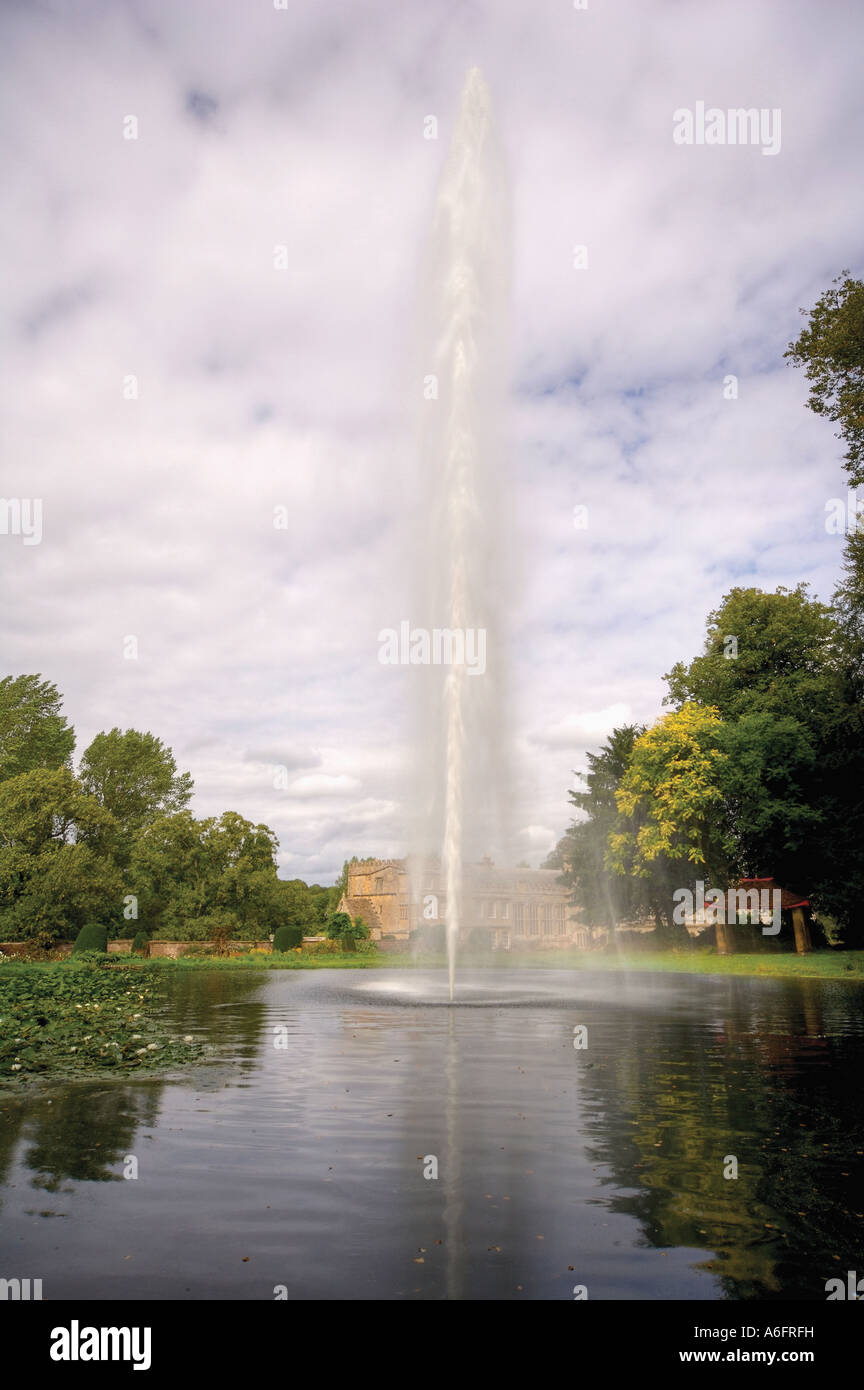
325,911 -> 353,940
273,924 -> 303,952
73,922 -> 108,955
413,923 -> 446,952
131,930 -> 150,957
326,912 -> 369,944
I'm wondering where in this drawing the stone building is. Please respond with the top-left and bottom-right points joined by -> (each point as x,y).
338,856 -> 587,949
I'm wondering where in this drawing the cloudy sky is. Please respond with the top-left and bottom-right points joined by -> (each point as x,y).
2,0 -> 862,883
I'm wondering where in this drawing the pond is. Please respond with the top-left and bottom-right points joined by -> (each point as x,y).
2,967 -> 863,1300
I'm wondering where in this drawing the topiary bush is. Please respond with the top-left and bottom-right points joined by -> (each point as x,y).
131,930 -> 150,957
73,922 -> 108,955
273,924 -> 303,952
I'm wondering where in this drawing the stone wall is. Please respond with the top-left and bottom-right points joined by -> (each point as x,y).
0,939 -> 274,959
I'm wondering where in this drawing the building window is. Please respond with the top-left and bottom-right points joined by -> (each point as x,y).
499,901 -> 510,920
399,901 -> 408,921
375,877 -> 383,893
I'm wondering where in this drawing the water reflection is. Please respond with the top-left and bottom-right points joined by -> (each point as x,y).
0,968 -> 862,1300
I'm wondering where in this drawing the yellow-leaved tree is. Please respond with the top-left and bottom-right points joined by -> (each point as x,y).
608,704 -> 731,885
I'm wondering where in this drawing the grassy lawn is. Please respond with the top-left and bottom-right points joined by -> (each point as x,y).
500,948 -> 864,981
98,945 -> 864,981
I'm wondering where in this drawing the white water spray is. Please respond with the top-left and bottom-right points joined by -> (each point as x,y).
412,69 -> 512,1001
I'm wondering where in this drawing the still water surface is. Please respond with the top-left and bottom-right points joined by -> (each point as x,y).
2,967 -> 863,1300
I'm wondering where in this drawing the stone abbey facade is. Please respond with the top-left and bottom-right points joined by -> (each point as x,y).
338,857 -> 587,949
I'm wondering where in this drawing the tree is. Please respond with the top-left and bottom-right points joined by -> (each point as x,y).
712,713 -> 820,881
0,769 -> 123,943
274,879 -> 330,934
664,585 -> 864,941
785,276 -> 864,943
548,726 -> 688,935
79,729 -> 193,843
610,706 -> 731,886
785,272 -> 864,486
0,675 -> 75,783
329,857 -> 358,911
128,812 -> 212,938
0,767 -> 118,857
834,527 -> 864,693
128,809 -> 283,941
663,586 -> 843,736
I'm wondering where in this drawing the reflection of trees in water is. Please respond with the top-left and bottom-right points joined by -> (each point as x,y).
159,969 -> 268,1077
2,970 -> 270,1192
25,1082 -> 163,1189
578,978 -> 864,1300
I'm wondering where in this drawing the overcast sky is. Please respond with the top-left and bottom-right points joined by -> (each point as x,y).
2,0 -> 862,883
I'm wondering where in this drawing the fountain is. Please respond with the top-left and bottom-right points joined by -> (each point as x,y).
411,67 -> 512,1001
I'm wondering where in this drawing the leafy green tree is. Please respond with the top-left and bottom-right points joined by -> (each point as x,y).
712,713 -> 820,880
79,729 -> 193,846
0,844 -> 124,945
0,767 -> 118,857
330,859 -> 352,910
663,586 -> 843,736
785,276 -> 864,942
0,770 -> 123,943
786,272 -> 864,486
274,878 -> 330,933
0,675 -> 75,783
127,811 -> 211,937
834,528 -> 864,692
128,809 -> 283,941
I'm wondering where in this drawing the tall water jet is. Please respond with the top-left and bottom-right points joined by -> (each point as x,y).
411,69 -> 512,1000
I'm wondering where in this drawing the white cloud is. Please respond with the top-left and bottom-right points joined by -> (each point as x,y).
285,774 -> 362,799
1,0 -> 861,879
